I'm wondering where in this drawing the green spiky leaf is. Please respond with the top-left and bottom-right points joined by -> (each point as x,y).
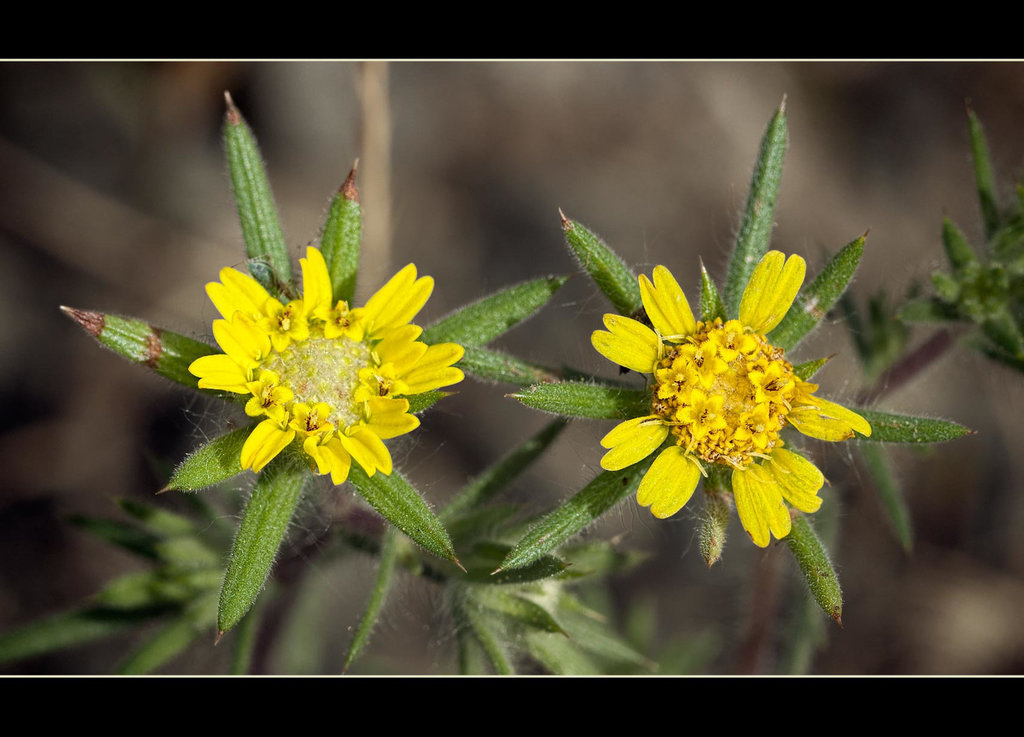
343,526 -> 399,673
499,457 -> 655,571
561,215 -> 642,316
223,95 -> 292,288
967,107 -> 1000,240
785,514 -> 842,625
319,166 -> 361,304
724,100 -> 788,313
218,460 -> 307,634
510,381 -> 649,420
770,235 -> 866,351
941,217 -> 977,271
855,409 -> 972,443
422,276 -> 568,347
700,259 -> 727,322
792,357 -> 831,381
458,345 -> 563,386
167,426 -> 253,492
347,465 -> 458,565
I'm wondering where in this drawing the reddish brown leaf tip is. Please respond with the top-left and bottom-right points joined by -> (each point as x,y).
489,567 -> 502,576
832,610 -> 843,628
451,556 -> 467,574
861,229 -> 871,240
778,94 -> 788,114
558,207 -> 573,231
214,630 -> 225,646
341,160 -> 360,203
60,306 -> 104,337
224,91 -> 241,125
155,485 -> 172,496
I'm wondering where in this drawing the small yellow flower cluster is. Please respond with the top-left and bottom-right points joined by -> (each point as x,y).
189,247 -> 464,484
592,252 -> 871,547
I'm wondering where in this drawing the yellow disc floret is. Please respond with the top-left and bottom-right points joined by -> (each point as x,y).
651,318 -> 797,469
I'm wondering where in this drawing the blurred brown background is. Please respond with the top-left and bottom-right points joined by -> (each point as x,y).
1,61 -> 1023,675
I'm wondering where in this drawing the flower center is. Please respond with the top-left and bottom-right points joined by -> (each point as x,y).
262,334 -> 372,429
651,318 -> 797,469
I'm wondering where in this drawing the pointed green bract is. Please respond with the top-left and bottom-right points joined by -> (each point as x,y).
347,465 -> 458,564
168,426 -> 253,492
117,616 -> 201,675
699,489 -> 731,568
223,96 -> 292,288
559,607 -> 654,670
967,107 -> 1000,241
443,420 -> 567,520
785,513 -> 843,624
724,101 -> 788,314
700,260 -> 727,322
462,542 -> 568,584
561,215 -> 642,316
343,526 -> 399,673
405,390 -> 448,415
218,460 -> 307,633
319,167 -> 361,304
422,275 -> 568,347
458,345 -> 562,386
769,235 -> 865,351
792,357 -> 830,381
62,308 -> 221,395
511,381 -> 650,420
942,217 -> 977,271
857,443 -> 912,552
854,409 -> 972,443
477,589 -> 566,635
499,457 -> 655,571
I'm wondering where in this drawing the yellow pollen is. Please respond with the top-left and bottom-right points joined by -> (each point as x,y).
651,318 -> 797,468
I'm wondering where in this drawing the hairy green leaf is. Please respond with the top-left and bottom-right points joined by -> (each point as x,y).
525,630 -> 599,675
560,541 -> 648,578
942,217 -> 977,271
462,542 -> 568,584
319,165 -> 361,304
443,420 -> 567,520
855,409 -> 972,443
698,489 -> 731,568
456,595 -> 513,675
724,100 -> 788,314
61,308 -> 222,396
405,390 -> 449,415
0,607 -> 157,665
499,457 -> 655,571
967,107 -> 1000,240
423,276 -> 567,347
785,514 -> 843,625
700,259 -> 727,322
770,235 -> 866,351
223,94 -> 292,288
561,214 -> 642,316
559,607 -> 654,670
348,465 -> 458,565
218,460 -> 307,633
477,589 -> 566,635
168,426 -> 253,492
511,381 -> 649,420
458,345 -> 563,386
792,357 -> 831,381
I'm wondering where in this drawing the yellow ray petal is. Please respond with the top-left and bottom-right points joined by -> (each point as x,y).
363,397 -> 420,439
739,251 -> 806,333
766,448 -> 824,514
363,264 -> 434,336
189,354 -> 251,393
599,416 -> 669,471
789,397 -> 872,441
240,420 -> 295,473
300,247 -> 333,316
591,314 -> 660,374
401,343 -> 465,394
732,465 -> 791,547
639,266 -> 697,339
212,314 -> 271,368
340,428 -> 393,476
206,267 -> 272,321
636,446 -> 702,519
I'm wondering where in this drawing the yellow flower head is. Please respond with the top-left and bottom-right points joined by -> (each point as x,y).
591,252 -> 871,547
189,247 -> 465,484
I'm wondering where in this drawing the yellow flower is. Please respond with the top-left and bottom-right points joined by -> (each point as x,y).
591,252 -> 871,547
189,247 -> 465,484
